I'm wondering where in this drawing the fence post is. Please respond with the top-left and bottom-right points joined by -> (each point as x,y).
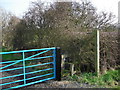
97,30 -> 100,77
55,47 -> 61,81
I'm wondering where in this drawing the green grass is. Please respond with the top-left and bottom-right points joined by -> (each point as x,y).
66,70 -> 120,88
2,54 -> 22,60
2,47 -> 40,66
2,47 -> 22,60
2,47 -> 24,65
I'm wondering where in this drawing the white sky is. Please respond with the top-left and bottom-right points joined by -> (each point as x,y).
90,0 -> 119,18
0,0 -> 119,19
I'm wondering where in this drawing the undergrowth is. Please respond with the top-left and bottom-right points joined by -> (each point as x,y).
65,70 -> 120,88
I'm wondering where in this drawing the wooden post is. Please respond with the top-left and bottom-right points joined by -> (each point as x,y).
97,30 -> 100,76
70,64 -> 76,76
55,47 -> 61,81
118,3 -> 120,81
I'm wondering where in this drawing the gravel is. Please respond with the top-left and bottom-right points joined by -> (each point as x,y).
22,80 -> 97,89
1,71 -> 97,89
1,72 -> 21,89
1,65 -> 97,89
0,65 -> 36,89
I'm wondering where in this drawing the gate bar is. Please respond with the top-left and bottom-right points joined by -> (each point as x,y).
23,52 -> 26,84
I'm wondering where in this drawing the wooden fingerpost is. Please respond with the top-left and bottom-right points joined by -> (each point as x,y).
97,29 -> 100,77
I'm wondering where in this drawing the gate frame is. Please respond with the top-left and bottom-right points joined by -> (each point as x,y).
0,47 -> 61,89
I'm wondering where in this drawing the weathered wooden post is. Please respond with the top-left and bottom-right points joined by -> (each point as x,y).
70,64 -> 76,76
118,2 -> 120,86
97,29 -> 100,77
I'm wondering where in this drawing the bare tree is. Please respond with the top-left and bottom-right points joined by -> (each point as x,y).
0,8 -> 20,49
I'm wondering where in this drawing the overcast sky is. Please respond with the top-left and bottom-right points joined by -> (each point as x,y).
0,0 -> 119,19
